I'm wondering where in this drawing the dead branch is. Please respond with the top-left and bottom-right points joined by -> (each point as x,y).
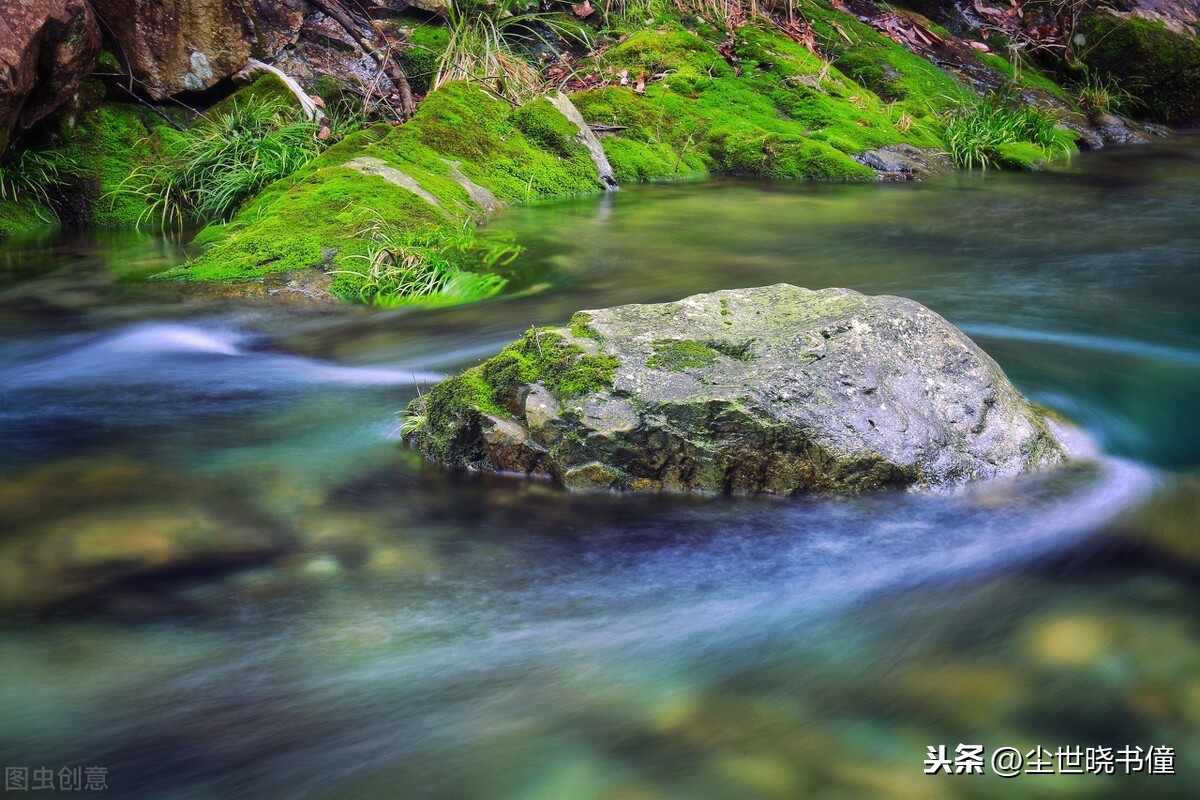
308,0 -> 416,119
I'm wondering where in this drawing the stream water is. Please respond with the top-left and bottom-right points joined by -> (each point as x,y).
1,138 -> 1198,799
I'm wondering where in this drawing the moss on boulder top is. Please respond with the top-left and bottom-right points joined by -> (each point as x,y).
406,284 -> 1067,495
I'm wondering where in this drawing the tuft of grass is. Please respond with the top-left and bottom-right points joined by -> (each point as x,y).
1072,67 -> 1134,115
0,146 -> 76,221
329,218 -> 516,308
941,91 -> 1067,170
114,99 -> 331,229
436,0 -> 591,104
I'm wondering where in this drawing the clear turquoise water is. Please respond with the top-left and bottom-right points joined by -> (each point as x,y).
0,138 -> 1197,798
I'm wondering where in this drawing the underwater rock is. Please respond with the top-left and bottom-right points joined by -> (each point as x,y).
0,456 -> 290,614
407,284 -> 1066,495
0,503 -> 290,613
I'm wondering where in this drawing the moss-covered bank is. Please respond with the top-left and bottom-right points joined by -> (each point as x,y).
55,98 -> 183,226
0,197 -> 52,238
1078,11 -> 1200,125
175,14 -> 1085,297
4,3 -> 1149,300
165,81 -> 606,299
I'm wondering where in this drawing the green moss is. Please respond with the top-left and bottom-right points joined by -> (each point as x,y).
181,81 -> 603,283
401,23 -> 451,96
407,327 -> 619,462
209,74 -> 297,116
801,4 -> 961,114
1078,12 -> 1200,123
55,99 -> 181,226
411,372 -> 504,464
179,12 -> 1074,297
97,50 -> 123,72
646,337 -> 755,371
389,82 -> 600,202
995,140 -> 1054,170
977,52 -> 1070,101
167,165 -> 450,282
569,311 -> 604,341
485,328 -> 619,403
0,196 -> 54,238
647,339 -> 720,371
605,28 -> 736,94
576,23 -> 953,184
512,97 -> 588,159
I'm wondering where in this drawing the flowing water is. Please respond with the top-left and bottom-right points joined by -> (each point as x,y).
1,138 -> 1198,799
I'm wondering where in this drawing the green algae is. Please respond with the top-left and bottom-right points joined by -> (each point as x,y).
647,339 -> 720,371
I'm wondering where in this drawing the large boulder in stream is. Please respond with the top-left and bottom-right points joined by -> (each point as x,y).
406,285 -> 1067,494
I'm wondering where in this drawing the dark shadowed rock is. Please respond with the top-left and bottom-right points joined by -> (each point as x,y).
407,285 -> 1066,495
0,0 -> 102,149
855,144 -> 952,181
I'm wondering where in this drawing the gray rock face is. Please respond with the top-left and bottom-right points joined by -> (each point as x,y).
408,285 -> 1066,495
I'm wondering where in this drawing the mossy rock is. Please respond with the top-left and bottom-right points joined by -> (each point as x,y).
209,73 -> 299,116
177,81 -> 604,288
53,97 -> 182,226
1078,11 -> 1200,124
400,23 -> 451,96
406,284 -> 1067,495
0,196 -> 55,238
574,22 -> 955,184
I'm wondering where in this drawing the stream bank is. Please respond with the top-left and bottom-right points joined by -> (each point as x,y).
3,2 -> 1193,304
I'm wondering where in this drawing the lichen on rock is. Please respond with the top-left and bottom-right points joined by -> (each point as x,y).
406,284 -> 1067,495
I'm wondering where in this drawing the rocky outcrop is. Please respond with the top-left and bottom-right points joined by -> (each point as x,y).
1078,8 -> 1200,125
407,285 -> 1067,495
89,0 -> 264,98
0,0 -> 102,149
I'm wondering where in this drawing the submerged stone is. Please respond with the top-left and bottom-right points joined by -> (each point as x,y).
407,284 -> 1067,495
